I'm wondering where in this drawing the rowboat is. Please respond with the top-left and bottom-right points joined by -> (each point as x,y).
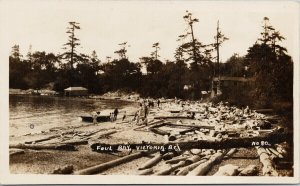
80,115 -> 111,122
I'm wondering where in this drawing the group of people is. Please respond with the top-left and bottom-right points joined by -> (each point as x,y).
133,101 -> 149,125
91,108 -> 119,124
90,98 -> 161,125
132,98 -> 161,126
110,108 -> 119,122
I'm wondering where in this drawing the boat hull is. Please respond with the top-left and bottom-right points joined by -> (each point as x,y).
81,116 -> 111,123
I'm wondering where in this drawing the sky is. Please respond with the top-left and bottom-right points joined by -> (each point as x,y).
0,0 -> 299,63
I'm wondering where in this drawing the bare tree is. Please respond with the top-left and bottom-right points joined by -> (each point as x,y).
61,21 -> 81,70
151,42 -> 160,60
114,42 -> 130,59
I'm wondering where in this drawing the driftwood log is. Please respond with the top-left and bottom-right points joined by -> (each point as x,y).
149,122 -> 214,130
176,156 -> 210,175
96,130 -> 117,139
9,149 -> 25,156
154,116 -> 194,120
187,151 -> 224,176
138,153 -> 163,170
165,156 -> 188,164
154,161 -> 186,175
257,147 -> 279,176
52,165 -> 74,174
268,148 -> 283,158
238,165 -> 259,176
162,152 -> 176,160
224,148 -> 237,159
60,139 -> 89,145
185,154 -> 202,164
74,151 -> 149,175
9,143 -> 76,151
213,164 -> 240,176
138,168 -> 154,175
24,135 -> 61,144
149,128 -> 170,136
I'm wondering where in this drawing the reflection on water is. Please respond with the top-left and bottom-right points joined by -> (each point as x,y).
9,95 -> 133,137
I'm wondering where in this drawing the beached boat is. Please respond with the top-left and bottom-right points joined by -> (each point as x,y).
80,115 -> 111,123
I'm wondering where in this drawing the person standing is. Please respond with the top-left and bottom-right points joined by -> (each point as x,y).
113,108 -> 119,121
122,111 -> 127,121
92,111 -> 98,124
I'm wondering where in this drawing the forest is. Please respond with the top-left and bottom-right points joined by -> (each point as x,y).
9,13 -> 293,109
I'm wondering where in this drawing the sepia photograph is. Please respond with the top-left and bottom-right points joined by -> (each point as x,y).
0,0 -> 299,184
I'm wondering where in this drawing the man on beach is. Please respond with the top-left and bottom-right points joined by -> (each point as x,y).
92,111 -> 99,124
113,108 -> 119,121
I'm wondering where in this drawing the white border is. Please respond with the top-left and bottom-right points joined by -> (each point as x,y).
0,0 -> 299,184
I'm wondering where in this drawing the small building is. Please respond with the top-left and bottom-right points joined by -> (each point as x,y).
64,87 -> 88,96
211,76 -> 255,97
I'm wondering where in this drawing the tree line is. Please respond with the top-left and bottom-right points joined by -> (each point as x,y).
9,13 -> 293,108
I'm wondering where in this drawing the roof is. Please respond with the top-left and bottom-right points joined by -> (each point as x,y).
64,87 -> 88,91
213,76 -> 255,82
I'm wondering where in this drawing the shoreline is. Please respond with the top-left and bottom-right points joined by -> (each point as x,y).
9,98 -> 293,176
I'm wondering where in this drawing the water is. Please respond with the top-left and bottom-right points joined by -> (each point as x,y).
9,95 -> 133,137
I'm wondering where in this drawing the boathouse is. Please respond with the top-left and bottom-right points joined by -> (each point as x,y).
64,87 -> 88,96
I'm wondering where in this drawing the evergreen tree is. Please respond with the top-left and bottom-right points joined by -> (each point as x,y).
246,17 -> 293,107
